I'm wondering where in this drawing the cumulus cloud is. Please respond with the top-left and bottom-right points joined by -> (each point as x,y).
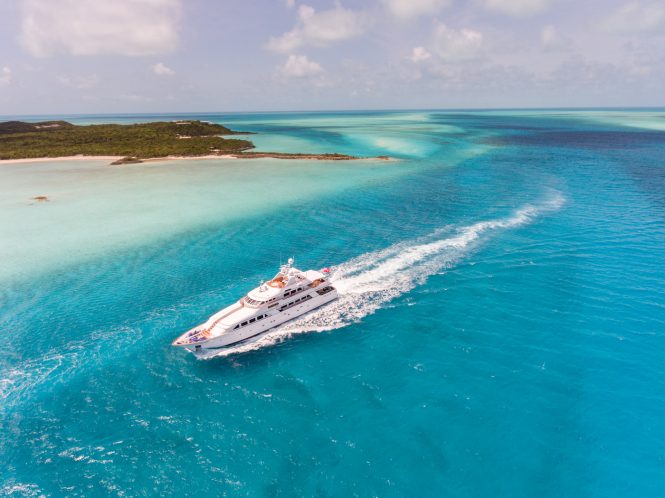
266,3 -> 366,53
484,0 -> 550,16
410,46 -> 432,62
57,73 -> 100,89
540,24 -> 571,51
383,0 -> 451,19
602,1 -> 665,33
151,62 -> 175,76
541,25 -> 558,46
280,54 -> 323,77
20,0 -> 181,57
0,67 -> 11,85
432,23 -> 483,61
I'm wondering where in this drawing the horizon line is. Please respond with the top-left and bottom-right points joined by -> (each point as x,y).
1,106 -> 665,119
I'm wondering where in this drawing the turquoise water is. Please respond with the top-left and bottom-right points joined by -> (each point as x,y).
1,110 -> 665,496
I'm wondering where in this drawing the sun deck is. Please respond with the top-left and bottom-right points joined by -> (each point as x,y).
172,327 -> 212,346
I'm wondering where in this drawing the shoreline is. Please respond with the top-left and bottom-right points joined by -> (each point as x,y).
0,155 -> 124,165
0,152 -> 392,165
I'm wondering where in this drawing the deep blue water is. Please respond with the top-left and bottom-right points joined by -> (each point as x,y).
1,110 -> 665,496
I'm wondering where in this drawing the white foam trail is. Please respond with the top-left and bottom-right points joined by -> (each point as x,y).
199,191 -> 564,359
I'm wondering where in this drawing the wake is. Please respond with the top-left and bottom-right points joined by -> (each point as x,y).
197,191 -> 564,359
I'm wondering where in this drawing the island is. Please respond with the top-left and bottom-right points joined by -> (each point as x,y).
0,120 -> 386,163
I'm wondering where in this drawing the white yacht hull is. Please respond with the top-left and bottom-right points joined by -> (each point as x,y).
182,289 -> 338,352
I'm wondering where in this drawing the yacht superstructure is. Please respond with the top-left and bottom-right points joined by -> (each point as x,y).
172,259 -> 338,352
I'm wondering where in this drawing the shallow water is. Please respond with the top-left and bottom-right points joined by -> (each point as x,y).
1,110 -> 665,497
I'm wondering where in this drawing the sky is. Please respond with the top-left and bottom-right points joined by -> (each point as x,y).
0,0 -> 664,114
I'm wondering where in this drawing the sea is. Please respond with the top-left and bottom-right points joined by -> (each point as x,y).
1,109 -> 664,497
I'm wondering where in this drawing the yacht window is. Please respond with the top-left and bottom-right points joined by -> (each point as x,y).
249,318 -> 256,323
233,324 -> 239,329
257,315 -> 263,321
241,321 -> 248,326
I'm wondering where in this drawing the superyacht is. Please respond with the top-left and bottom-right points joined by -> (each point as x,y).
172,259 -> 337,352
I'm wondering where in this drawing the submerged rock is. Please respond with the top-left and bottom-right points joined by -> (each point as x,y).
110,156 -> 143,165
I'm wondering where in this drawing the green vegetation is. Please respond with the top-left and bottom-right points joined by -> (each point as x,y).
0,120 -> 254,159
237,151 -> 370,160
0,120 -> 74,134
0,119 -> 382,162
